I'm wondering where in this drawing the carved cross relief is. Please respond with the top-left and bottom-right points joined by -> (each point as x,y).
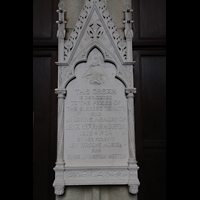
53,0 -> 140,196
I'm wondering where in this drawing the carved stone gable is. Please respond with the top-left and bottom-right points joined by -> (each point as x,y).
64,0 -> 128,65
73,10 -> 116,60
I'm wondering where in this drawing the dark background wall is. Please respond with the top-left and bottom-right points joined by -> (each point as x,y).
33,0 -> 166,200
132,0 -> 166,199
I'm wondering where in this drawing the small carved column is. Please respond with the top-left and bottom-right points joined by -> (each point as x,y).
125,88 -> 137,163
125,88 -> 140,194
53,88 -> 67,195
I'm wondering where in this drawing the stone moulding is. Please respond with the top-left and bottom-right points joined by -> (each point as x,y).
58,42 -> 131,89
63,1 -> 128,65
53,0 -> 140,196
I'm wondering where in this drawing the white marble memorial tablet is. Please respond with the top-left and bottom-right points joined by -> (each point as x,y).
53,0 -> 140,196
64,48 -> 129,167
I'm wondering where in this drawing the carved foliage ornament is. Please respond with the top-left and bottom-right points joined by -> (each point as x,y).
66,170 -> 129,179
64,0 -> 127,63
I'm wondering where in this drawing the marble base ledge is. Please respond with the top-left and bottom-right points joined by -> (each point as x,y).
53,167 -> 139,195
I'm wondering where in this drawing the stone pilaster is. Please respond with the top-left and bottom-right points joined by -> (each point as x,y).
125,88 -> 137,164
53,88 -> 67,195
125,88 -> 140,194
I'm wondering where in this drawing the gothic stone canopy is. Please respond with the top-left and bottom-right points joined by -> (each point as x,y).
53,0 -> 139,196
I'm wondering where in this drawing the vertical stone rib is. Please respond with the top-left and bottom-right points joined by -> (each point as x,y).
125,88 -> 137,164
57,96 -> 65,162
127,93 -> 136,161
53,89 -> 66,195
125,88 -> 140,194
55,89 -> 66,164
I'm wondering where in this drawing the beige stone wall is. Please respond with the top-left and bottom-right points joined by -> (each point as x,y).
56,1 -> 137,199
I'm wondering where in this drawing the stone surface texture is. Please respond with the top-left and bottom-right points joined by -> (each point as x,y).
56,186 -> 137,200
54,0 -> 139,199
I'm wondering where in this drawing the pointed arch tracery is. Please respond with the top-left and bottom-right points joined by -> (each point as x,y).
63,44 -> 128,88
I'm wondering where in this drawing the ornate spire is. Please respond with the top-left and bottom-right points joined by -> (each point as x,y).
123,1 -> 134,39
56,1 -> 67,62
123,1 -> 134,62
56,1 -> 67,39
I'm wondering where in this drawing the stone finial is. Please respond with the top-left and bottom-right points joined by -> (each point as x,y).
123,1 -> 134,62
56,1 -> 67,39
58,1 -> 65,10
123,1 -> 134,38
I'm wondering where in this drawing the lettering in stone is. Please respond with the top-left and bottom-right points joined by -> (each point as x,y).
66,154 -> 127,160
53,0 -> 140,194
75,89 -> 117,95
64,48 -> 129,167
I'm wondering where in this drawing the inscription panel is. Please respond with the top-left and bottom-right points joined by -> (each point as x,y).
64,48 -> 129,167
